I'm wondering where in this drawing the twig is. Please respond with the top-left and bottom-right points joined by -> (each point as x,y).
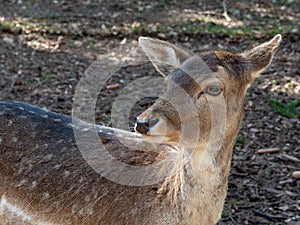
106,83 -> 120,90
222,0 -> 232,22
252,209 -> 286,222
279,154 -> 300,163
257,148 -> 280,154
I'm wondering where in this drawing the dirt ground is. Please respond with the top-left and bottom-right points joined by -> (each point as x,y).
0,1 -> 299,224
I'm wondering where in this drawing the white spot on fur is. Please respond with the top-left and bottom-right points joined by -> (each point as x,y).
43,154 -> 52,162
64,170 -> 70,177
87,207 -> 93,215
12,137 -> 18,143
78,208 -> 84,215
31,181 -> 38,189
53,118 -> 61,122
32,131 -> 37,138
0,195 -> 32,222
19,107 -> 24,111
43,192 -> 50,199
0,195 -> 53,225
53,164 -> 61,170
8,120 -> 13,126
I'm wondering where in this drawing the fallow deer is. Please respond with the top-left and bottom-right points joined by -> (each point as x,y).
0,34 -> 281,225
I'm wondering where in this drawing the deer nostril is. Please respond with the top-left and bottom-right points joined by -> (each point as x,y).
135,118 -> 160,135
135,120 -> 150,134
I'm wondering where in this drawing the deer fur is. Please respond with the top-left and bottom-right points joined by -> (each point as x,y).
0,35 -> 281,225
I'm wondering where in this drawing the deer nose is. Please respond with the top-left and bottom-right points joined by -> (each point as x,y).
135,118 -> 160,135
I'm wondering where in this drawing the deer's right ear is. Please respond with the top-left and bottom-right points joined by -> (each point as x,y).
242,34 -> 282,80
139,37 -> 190,77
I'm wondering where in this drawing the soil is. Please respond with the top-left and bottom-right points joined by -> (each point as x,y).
0,1 -> 299,224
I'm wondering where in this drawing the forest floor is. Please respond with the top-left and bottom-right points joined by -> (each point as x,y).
0,0 -> 299,224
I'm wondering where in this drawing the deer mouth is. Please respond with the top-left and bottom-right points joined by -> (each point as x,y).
140,131 -> 181,147
135,117 -> 181,145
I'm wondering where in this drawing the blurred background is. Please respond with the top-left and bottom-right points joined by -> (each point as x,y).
0,0 -> 299,224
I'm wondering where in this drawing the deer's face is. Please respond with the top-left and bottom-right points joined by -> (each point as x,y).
135,54 -> 247,148
135,36 -> 281,148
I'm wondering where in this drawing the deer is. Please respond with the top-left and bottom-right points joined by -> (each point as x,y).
0,34 -> 281,225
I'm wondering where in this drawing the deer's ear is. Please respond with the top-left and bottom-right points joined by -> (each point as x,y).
243,34 -> 282,80
139,37 -> 190,77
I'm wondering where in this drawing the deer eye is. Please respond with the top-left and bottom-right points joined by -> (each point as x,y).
204,84 -> 222,96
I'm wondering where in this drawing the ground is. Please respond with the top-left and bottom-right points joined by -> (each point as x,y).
0,0 -> 299,224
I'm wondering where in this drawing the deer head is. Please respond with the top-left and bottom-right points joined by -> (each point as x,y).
135,35 -> 281,160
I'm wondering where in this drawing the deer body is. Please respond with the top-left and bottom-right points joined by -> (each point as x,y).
0,101 -> 229,225
0,35 -> 281,225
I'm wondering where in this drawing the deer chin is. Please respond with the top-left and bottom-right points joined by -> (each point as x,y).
139,127 -> 202,149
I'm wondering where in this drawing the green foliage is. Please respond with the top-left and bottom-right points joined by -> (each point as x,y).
271,79 -> 280,85
88,41 -> 96,49
221,210 -> 231,218
0,16 -> 297,39
269,99 -> 300,118
235,135 -> 245,145
41,74 -> 55,84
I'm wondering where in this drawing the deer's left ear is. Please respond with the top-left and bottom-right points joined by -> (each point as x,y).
139,37 -> 191,77
242,34 -> 282,80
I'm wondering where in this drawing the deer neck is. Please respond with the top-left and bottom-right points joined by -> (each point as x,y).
157,102 -> 244,224
190,140 -> 234,177
174,128 -> 239,224
182,142 -> 233,192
